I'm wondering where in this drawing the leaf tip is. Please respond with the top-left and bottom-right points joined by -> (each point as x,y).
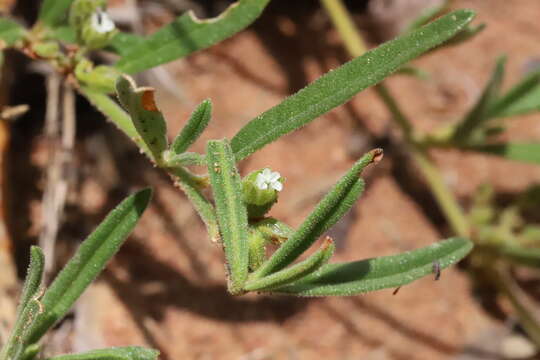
370,148 -> 384,164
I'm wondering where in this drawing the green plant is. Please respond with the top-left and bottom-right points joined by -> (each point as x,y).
108,9 -> 477,296
0,189 -> 156,360
0,1 -> 473,296
320,0 -> 540,346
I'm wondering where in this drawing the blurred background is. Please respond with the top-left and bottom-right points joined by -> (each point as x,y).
1,0 -> 540,359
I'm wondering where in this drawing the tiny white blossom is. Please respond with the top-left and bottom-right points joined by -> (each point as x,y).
90,10 -> 115,34
255,168 -> 282,191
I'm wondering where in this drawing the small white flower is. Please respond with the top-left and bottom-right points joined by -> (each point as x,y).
90,10 -> 115,34
255,168 -> 282,191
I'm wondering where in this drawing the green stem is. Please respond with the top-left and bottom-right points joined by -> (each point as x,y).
321,0 -> 469,238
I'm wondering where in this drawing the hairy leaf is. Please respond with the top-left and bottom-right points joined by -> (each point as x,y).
231,10 -> 476,160
24,189 -> 152,344
0,247 -> 44,360
115,0 -> 270,74
116,76 -> 168,164
245,237 -> 335,291
108,32 -> 144,56
171,99 -> 212,154
272,237 -> 472,296
45,347 -> 159,360
206,140 -> 249,294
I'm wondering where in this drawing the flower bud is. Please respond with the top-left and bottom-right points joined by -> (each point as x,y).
242,168 -> 283,219
69,0 -> 116,50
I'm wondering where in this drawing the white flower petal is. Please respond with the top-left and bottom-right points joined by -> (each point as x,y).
91,11 -> 115,34
255,174 -> 268,190
269,171 -> 281,182
261,168 -> 272,178
271,181 -> 283,192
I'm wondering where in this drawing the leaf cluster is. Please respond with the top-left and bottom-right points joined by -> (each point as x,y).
0,190 -> 157,360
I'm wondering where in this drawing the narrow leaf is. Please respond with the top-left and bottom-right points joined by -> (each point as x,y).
170,167 -> 220,242
206,140 -> 249,294
490,70 -> 540,118
245,237 -> 335,291
171,99 -> 212,154
17,247 -> 45,316
0,18 -> 26,46
164,152 -> 206,167
441,23 -> 485,47
108,32 -> 145,56
38,0 -> 75,27
272,237 -> 473,296
45,347 -> 159,360
452,56 -> 506,143
0,247 -> 44,360
230,9 -> 476,160
252,149 -> 381,280
115,0 -> 270,74
24,189 -> 152,344
116,76 -> 168,164
468,143 -> 540,165
79,87 -> 153,159
499,245 -> 540,269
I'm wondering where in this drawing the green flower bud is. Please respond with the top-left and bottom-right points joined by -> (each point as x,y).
242,168 -> 283,219
247,218 -> 293,271
69,0 -> 116,50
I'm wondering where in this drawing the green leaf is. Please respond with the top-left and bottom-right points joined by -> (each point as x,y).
170,99 -> 212,154
251,149 -> 381,280
490,70 -> 540,118
272,237 -> 473,296
45,347 -> 159,360
206,140 -> 249,294
169,167 -> 220,242
0,18 -> 26,46
107,32 -> 145,56
24,189 -> 152,344
79,87 -> 153,160
468,143 -> 540,165
441,23 -> 485,47
452,56 -> 506,143
499,245 -> 540,269
17,247 -> 45,316
245,237 -> 335,291
38,0 -> 75,27
116,76 -> 168,164
0,247 -> 44,360
115,0 -> 270,74
230,9 -> 476,160
164,152 -> 206,167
